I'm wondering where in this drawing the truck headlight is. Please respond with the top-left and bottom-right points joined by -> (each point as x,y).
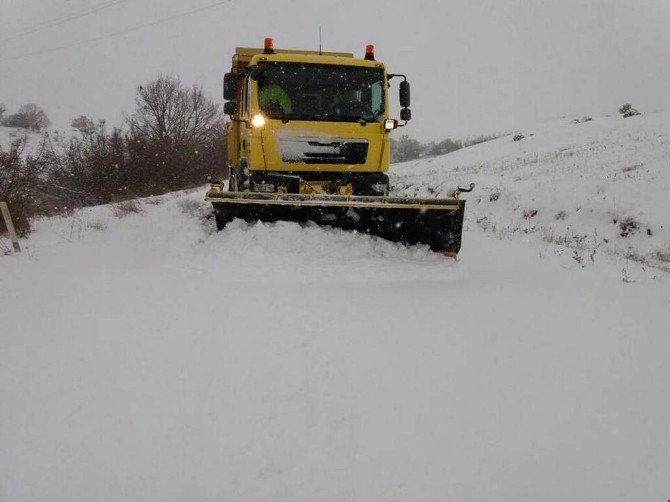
251,114 -> 266,128
384,119 -> 397,131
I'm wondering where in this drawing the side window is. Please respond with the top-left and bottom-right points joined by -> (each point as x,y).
371,80 -> 383,116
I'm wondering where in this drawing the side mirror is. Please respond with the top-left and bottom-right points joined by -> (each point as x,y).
400,107 -> 411,121
223,73 -> 236,101
249,66 -> 267,82
399,80 -> 410,108
223,101 -> 237,116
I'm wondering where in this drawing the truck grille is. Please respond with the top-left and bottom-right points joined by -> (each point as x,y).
279,137 -> 368,164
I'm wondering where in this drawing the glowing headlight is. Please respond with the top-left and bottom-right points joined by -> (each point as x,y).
384,119 -> 397,131
251,114 -> 266,128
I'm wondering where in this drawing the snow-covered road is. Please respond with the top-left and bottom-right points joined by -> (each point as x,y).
2,192 -> 668,501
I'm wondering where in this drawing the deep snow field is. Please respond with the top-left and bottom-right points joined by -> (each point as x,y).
393,110 -> 670,272
1,111 -> 669,501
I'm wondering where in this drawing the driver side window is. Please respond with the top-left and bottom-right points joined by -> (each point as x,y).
371,80 -> 383,116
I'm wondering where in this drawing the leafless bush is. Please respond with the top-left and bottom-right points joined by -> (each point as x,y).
2,103 -> 51,131
0,136 -> 49,235
71,115 -> 96,135
522,208 -> 538,219
555,210 -> 567,220
618,217 -> 639,237
489,189 -> 500,202
618,103 -> 641,118
41,123 -> 131,209
513,133 -> 525,142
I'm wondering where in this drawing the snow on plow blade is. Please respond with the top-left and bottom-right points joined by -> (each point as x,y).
207,191 -> 466,254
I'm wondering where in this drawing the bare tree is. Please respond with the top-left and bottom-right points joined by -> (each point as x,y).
128,75 -> 221,145
71,115 -> 96,135
127,75 -> 225,190
0,103 -> 6,123
3,103 -> 51,131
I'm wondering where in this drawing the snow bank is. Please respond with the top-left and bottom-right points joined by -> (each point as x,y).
1,190 -> 669,502
392,110 -> 670,271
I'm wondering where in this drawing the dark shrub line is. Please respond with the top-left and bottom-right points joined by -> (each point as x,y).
0,76 -> 227,236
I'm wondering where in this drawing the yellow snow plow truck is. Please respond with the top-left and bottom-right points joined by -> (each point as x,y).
206,38 -> 473,255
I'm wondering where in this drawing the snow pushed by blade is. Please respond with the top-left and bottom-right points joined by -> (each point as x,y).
206,218 -> 450,279
1,189 -> 669,502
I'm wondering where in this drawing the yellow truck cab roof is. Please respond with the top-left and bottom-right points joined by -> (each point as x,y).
232,47 -> 385,75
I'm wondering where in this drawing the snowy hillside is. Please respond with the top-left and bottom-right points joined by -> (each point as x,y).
1,187 -> 669,502
0,126 -> 44,157
392,110 -> 670,271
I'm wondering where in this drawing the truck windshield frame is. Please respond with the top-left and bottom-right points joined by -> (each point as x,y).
255,62 -> 386,123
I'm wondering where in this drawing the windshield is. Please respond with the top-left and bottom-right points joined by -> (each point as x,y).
256,63 -> 385,122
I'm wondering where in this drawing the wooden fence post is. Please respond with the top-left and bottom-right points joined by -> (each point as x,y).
0,201 -> 21,253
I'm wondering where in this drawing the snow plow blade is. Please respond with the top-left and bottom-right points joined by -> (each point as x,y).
206,191 -> 466,254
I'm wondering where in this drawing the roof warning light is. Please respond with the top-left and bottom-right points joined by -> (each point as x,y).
364,44 -> 375,60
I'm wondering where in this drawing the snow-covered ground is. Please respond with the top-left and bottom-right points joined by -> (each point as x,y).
0,126 -> 43,157
2,111 -> 669,501
393,110 -> 670,272
1,183 -> 669,501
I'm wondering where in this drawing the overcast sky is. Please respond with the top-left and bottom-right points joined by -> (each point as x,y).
1,0 -> 669,141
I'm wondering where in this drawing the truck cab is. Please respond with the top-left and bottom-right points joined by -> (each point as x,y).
222,39 -> 411,196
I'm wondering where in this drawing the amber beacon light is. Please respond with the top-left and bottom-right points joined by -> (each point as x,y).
264,37 -> 274,54
364,44 -> 375,60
